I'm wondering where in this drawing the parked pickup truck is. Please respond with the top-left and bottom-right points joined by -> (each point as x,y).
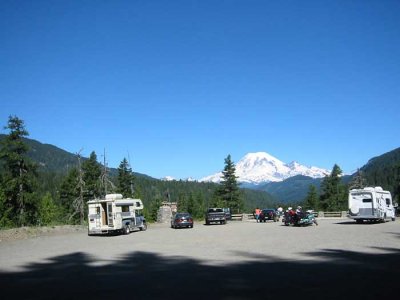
205,208 -> 227,225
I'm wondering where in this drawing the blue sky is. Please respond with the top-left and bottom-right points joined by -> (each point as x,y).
1,0 -> 399,180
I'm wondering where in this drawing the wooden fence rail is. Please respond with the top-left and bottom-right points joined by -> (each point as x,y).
243,211 -> 347,219
317,211 -> 347,218
230,214 -> 243,221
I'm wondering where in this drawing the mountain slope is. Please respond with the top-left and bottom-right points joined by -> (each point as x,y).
0,134 -> 80,174
359,147 -> 400,199
258,175 -> 324,203
0,134 -> 152,179
259,175 -> 352,204
200,152 -> 330,184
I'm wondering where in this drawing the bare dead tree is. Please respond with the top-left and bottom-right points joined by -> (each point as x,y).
127,151 -> 135,196
100,148 -> 115,197
349,168 -> 367,190
69,149 -> 85,224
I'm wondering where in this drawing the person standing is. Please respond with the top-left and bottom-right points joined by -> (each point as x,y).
255,207 -> 261,222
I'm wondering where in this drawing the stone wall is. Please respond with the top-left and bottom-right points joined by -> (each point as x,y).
157,202 -> 177,223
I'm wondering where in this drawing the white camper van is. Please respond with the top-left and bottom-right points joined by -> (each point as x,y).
348,187 -> 396,223
87,194 -> 147,235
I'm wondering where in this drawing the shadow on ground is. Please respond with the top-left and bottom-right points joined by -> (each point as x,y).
1,246 -> 399,299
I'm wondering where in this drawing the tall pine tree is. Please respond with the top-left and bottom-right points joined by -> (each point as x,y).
304,184 -> 319,210
0,116 -> 38,226
319,164 -> 347,211
214,154 -> 243,213
82,151 -> 102,199
116,158 -> 135,198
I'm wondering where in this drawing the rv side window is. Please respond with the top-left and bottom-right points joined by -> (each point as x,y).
121,205 -> 130,212
386,198 -> 391,206
96,207 -> 100,215
136,202 -> 141,207
362,199 -> 372,203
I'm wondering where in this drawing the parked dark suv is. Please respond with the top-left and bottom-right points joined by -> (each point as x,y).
223,208 -> 232,220
259,209 -> 279,222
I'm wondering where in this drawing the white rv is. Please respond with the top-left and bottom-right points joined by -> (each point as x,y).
87,194 -> 147,235
348,187 -> 396,223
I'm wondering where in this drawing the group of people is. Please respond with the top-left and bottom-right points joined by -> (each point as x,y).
253,206 -> 317,226
284,206 -> 318,226
286,206 -> 304,217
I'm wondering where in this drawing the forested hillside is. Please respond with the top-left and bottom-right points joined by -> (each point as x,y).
260,175 -> 352,204
259,175 -> 324,203
359,147 -> 400,202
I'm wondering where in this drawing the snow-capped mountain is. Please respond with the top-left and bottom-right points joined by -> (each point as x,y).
200,152 -> 330,184
161,176 -> 196,182
161,176 -> 176,181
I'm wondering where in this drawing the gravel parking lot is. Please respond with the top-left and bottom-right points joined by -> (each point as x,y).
1,218 -> 399,299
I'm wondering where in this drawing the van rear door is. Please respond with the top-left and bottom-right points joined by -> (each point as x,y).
350,192 -> 373,217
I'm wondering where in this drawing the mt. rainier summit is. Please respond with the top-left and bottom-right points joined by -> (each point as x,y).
200,152 -> 330,184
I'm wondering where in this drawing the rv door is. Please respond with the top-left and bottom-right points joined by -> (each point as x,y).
107,203 -> 114,226
350,192 -> 373,217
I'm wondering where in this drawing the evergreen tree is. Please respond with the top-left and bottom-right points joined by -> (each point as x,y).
37,192 -> 58,226
214,154 -> 243,213
116,158 -> 135,198
193,191 -> 206,219
304,184 -> 319,210
187,193 -> 195,215
177,192 -> 188,212
319,164 -> 347,211
395,163 -> 400,206
82,151 -> 102,199
0,116 -> 38,226
0,185 -> 13,227
148,195 -> 162,222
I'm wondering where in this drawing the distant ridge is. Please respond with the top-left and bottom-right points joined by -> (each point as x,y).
0,134 -> 153,179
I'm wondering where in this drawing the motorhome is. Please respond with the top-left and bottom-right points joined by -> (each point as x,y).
348,187 -> 396,223
87,194 -> 147,235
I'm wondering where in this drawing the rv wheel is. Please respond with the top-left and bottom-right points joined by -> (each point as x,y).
124,225 -> 130,235
140,223 -> 147,231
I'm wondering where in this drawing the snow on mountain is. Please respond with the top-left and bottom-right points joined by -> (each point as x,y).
200,152 -> 330,184
161,176 -> 196,182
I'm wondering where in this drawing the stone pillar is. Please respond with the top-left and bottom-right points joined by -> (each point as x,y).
156,202 -> 177,223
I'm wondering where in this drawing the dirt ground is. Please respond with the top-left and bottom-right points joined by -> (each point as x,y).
1,218 -> 399,300
0,225 -> 86,242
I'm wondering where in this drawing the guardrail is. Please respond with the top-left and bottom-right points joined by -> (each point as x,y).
317,211 -> 347,218
242,211 -> 347,219
227,211 -> 347,221
230,214 -> 244,221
